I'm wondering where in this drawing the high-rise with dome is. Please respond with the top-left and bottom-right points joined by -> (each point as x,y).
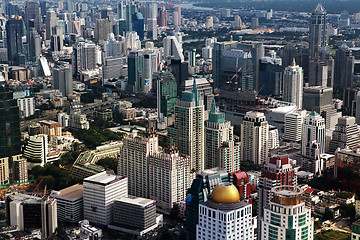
196,182 -> 254,240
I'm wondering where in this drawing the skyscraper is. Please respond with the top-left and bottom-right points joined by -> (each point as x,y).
156,71 -> 177,120
127,51 -> 145,93
28,27 -> 41,62
334,44 -> 355,91
132,12 -> 144,41
0,86 -> 21,158
163,36 -> 184,61
45,9 -> 58,40
258,155 -> 297,218
196,183 -> 254,240
25,1 -> 41,32
41,196 -> 58,238
301,111 -> 326,156
169,81 -> 205,172
240,111 -> 269,165
95,19 -> 111,44
309,3 -> 328,59
283,59 -> 303,109
259,186 -> 313,240
205,99 -> 240,172
329,116 -> 360,153
284,109 -> 307,142
53,65 -> 73,97
158,7 -> 167,27
6,16 -> 26,66
50,26 -> 64,53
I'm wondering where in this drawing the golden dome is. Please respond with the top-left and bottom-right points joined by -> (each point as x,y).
211,183 -> 240,203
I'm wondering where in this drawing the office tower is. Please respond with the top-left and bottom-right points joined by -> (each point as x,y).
75,42 -> 97,72
53,66 -> 73,97
158,6 -> 167,27
205,16 -> 213,29
252,43 -> 265,92
202,46 -> 212,60
95,19 -> 111,44
101,7 -> 113,20
163,36 -> 184,61
127,51 -> 144,93
156,71 -> 177,120
303,86 -> 336,128
17,97 -> 35,118
118,0 -> 136,31
104,34 -> 122,57
309,59 -> 328,86
329,116 -> 360,153
83,172 -> 128,225
28,28 -> 41,62
284,109 -> 307,142
147,18 -> 157,40
283,59 -> 303,109
148,148 -> 192,214
117,0 -> 125,20
258,55 -> 283,97
240,111 -> 269,164
45,9 -> 58,40
334,44 -> 355,91
133,12 -> 144,40
302,111 -> 326,156
169,82 -> 205,172
12,155 -> 28,183
23,134 -> 49,166
251,17 -> 259,29
258,155 -> 297,218
50,26 -> 63,53
185,168 -> 229,240
268,125 -> 279,150
174,5 -> 181,25
181,78 -> 214,111
234,15 -> 242,29
196,183 -> 254,240
0,87 -> 21,158
50,184 -> 83,223
0,157 -> 9,184
40,0 -> 46,16
189,49 -> 196,67
280,43 -> 310,82
6,16 -> 26,66
118,130 -> 158,198
309,3 -> 328,59
113,196 -> 157,230
212,42 -> 254,89
102,56 -> 127,86
25,1 -> 41,32
205,99 -> 240,172
169,59 -> 188,96
173,10 -> 179,26
41,196 -> 58,238
319,47 -> 335,87
259,186 -> 313,240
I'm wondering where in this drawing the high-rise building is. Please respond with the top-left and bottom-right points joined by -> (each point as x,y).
6,16 -> 26,66
28,28 -> 41,62
302,111 -> 326,156
189,49 -> 196,67
12,154 -> 28,183
45,9 -> 58,40
127,51 -> 144,93
309,3 -> 328,59
50,26 -> 64,53
74,42 -> 98,72
25,1 -> 41,32
268,125 -> 280,150
53,66 -> 73,97
284,110 -> 307,142
0,157 -> 9,185
308,60 -> 328,87
163,36 -> 184,61
95,19 -> 111,44
185,168 -> 229,240
258,155 -> 297,218
118,130 -> 158,198
240,111 -> 269,164
283,59 -> 303,109
205,16 -> 213,29
133,12 -> 144,40
234,15 -> 242,29
0,86 -> 21,158
158,7 -> 167,27
205,99 -> 240,172
23,134 -> 49,166
334,44 -> 354,91
258,55 -> 283,97
329,116 -> 360,153
104,34 -> 122,57
251,17 -> 259,29
41,195 -> 58,238
174,5 -> 181,26
148,148 -> 192,214
196,183 -> 254,240
259,186 -> 314,240
169,82 -> 205,172
83,172 -> 128,225
17,97 -> 35,118
156,71 -> 177,120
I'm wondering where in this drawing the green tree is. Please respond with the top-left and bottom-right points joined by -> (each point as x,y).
97,158 -> 118,173
323,208 -> 334,221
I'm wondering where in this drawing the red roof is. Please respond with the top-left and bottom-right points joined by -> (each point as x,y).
305,188 -> 315,194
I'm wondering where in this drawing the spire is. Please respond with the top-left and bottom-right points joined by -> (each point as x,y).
192,78 -> 198,94
210,98 -> 216,113
291,58 -> 296,67
312,2 -> 326,15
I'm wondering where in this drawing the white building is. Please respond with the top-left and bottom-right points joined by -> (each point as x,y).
240,111 -> 269,164
50,184 -> 83,223
163,36 -> 184,61
17,97 -> 35,118
196,183 -> 254,240
268,125 -> 279,150
23,134 -> 49,166
302,111 -> 326,156
284,110 -> 307,142
69,113 -> 90,130
259,186 -> 314,240
283,59 -> 303,109
83,172 -> 128,225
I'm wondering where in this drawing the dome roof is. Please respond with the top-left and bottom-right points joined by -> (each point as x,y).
211,183 -> 240,203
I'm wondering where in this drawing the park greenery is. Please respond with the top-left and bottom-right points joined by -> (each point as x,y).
314,229 -> 350,240
96,157 -> 118,173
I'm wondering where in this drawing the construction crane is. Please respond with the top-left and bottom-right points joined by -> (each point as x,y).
32,179 -> 43,193
226,57 -> 246,85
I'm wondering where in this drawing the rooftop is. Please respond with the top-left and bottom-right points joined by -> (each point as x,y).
84,171 -> 126,186
116,196 -> 155,208
50,184 -> 83,200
